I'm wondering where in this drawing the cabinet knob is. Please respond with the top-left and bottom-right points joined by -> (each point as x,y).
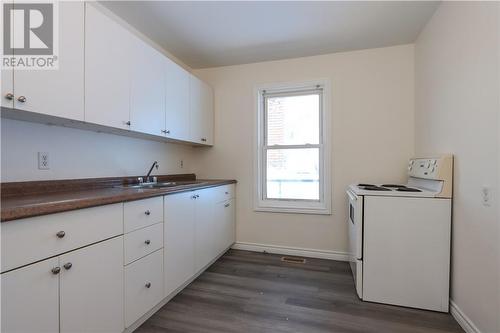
5,93 -> 14,100
125,121 -> 131,126
145,282 -> 151,288
225,191 -> 229,195
162,130 -> 170,134
191,195 -> 197,199
201,138 -> 207,142
144,210 -> 151,216
196,195 -> 200,198
63,262 -> 72,270
224,203 -> 230,208
17,96 -> 26,103
56,231 -> 66,238
145,239 -> 151,245
51,267 -> 61,275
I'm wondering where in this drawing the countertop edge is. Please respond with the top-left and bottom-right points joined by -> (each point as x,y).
1,180 -> 237,222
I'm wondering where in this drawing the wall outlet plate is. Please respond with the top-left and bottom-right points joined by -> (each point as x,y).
38,152 -> 50,170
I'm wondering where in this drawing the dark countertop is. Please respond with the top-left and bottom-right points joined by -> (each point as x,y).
1,176 -> 236,222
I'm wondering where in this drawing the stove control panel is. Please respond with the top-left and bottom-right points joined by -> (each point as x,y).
408,154 -> 453,197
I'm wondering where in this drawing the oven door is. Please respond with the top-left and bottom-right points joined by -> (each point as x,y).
347,189 -> 363,298
347,189 -> 363,260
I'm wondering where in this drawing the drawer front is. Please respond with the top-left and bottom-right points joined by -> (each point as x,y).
1,203 -> 123,273
214,184 -> 235,203
124,197 -> 163,233
124,223 -> 163,265
124,249 -> 163,327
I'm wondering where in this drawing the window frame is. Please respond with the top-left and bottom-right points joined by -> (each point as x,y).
254,79 -> 332,215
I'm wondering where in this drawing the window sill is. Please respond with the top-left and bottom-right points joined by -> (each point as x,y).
254,206 -> 332,215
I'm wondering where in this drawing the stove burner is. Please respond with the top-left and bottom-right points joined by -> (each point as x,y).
382,184 -> 407,188
358,183 -> 374,187
360,185 -> 391,191
396,187 -> 422,192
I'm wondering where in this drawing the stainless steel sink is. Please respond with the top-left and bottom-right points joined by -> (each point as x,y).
117,181 -> 206,189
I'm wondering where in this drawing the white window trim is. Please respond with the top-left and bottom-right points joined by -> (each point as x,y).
254,79 -> 332,215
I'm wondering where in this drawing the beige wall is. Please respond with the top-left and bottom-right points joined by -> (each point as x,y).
193,44 -> 415,254
1,119 -> 196,182
415,2 -> 499,332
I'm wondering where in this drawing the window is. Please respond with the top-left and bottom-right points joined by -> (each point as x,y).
255,81 -> 331,214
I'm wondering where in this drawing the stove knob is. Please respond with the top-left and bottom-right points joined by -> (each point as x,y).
425,162 -> 431,168
431,166 -> 435,173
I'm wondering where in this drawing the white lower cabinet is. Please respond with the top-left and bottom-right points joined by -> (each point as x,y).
125,249 -> 164,327
60,237 -> 124,333
164,191 -> 196,296
215,199 -> 236,254
164,185 -> 236,299
1,185 -> 234,332
194,188 -> 217,271
1,236 -> 124,333
1,257 -> 60,333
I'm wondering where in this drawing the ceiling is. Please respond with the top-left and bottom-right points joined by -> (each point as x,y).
101,1 -> 439,69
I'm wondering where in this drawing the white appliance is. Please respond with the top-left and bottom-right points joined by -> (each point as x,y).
346,154 -> 453,312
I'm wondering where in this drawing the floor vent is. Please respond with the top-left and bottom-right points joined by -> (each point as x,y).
281,256 -> 306,264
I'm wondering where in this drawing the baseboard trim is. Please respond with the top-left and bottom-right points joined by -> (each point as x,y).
450,300 -> 481,333
231,242 -> 349,261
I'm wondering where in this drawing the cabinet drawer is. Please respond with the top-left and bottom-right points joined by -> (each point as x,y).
214,184 -> 235,203
124,249 -> 163,327
124,223 -> 163,265
124,197 -> 163,233
1,203 -> 123,273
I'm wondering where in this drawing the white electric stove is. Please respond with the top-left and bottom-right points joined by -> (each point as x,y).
346,155 -> 453,312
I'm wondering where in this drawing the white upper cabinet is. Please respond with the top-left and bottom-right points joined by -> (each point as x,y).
3,2 -> 84,120
189,74 -> 214,145
130,36 -> 165,136
85,4 -> 131,130
164,58 -> 190,141
1,3 -> 215,146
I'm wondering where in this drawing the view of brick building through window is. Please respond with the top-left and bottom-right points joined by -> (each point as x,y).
265,93 -> 320,200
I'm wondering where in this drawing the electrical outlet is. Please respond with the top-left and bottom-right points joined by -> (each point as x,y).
482,186 -> 491,207
38,152 -> 50,170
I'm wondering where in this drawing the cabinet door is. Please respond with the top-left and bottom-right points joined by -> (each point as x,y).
85,4 -> 131,130
1,257 -> 60,333
13,2 -> 84,120
221,199 -> 236,251
164,58 -> 190,140
194,188 -> 217,271
189,74 -> 214,145
130,36 -> 165,136
164,192 -> 196,297
60,236 -> 124,333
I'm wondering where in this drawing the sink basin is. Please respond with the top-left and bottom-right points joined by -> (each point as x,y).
117,180 -> 206,190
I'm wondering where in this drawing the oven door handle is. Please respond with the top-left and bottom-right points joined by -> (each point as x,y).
347,190 -> 357,202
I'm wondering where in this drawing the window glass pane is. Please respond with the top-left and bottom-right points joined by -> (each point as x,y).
266,148 -> 319,200
266,93 -> 320,145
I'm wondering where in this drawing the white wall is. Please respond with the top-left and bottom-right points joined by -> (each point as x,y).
415,2 -> 499,332
0,119 -> 196,182
193,44 -> 415,255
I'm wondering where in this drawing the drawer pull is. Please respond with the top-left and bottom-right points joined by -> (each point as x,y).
56,231 -> 66,238
51,267 -> 61,275
63,262 -> 72,270
224,203 -> 230,208
144,239 -> 151,245
145,282 -> 151,288
144,210 -> 151,216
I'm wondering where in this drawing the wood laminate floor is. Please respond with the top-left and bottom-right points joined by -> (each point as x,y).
137,250 -> 464,333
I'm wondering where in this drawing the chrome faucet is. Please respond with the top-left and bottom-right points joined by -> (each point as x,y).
142,161 -> 159,183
